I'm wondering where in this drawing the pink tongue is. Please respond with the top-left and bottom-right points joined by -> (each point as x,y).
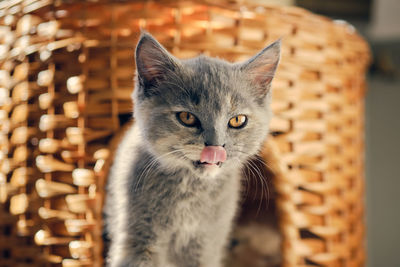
200,146 -> 227,164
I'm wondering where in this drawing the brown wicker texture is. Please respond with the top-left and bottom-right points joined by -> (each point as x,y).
0,0 -> 370,266
0,4 -> 48,265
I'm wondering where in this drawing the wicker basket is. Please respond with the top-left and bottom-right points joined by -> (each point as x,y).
0,0 -> 370,266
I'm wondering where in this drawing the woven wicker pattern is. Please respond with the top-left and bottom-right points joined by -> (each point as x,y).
0,1 -> 370,266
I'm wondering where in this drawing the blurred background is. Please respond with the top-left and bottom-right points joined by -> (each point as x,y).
292,0 -> 400,266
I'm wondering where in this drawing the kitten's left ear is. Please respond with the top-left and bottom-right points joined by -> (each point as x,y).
239,39 -> 281,98
135,32 -> 180,92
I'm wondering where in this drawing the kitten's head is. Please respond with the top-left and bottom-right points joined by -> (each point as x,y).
133,33 -> 280,178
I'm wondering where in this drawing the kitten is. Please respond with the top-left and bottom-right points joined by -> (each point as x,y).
104,32 -> 280,267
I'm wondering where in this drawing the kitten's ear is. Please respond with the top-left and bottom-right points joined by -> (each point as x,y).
240,39 -> 281,98
135,32 -> 180,91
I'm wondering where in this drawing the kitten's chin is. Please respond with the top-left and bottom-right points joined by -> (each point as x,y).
193,161 -> 222,178
160,154 -> 240,179
192,160 -> 245,179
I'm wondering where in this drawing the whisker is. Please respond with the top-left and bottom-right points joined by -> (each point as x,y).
231,147 -> 272,215
234,158 -> 251,200
246,160 -> 259,203
230,148 -> 274,170
247,161 -> 263,201
133,149 -> 185,192
247,159 -> 270,216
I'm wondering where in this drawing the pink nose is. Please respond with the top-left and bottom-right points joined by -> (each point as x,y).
200,146 -> 227,164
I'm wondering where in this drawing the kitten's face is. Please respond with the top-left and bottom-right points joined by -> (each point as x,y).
134,33 -> 280,178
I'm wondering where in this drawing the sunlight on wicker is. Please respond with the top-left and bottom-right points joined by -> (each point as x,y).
0,1 -> 369,266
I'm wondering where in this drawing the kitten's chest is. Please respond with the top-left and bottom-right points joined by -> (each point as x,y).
167,178 -> 219,234
173,198 -> 203,232
167,174 -> 237,232
154,173 -> 240,259
164,194 -> 212,253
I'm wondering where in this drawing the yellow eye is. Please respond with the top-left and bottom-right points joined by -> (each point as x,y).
228,115 -> 247,129
177,112 -> 198,127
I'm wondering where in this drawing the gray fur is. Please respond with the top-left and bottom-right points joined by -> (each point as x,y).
104,33 -> 280,267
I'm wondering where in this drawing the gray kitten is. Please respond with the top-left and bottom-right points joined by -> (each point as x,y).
104,33 -> 280,267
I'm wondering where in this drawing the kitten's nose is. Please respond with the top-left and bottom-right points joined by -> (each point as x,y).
200,146 -> 227,164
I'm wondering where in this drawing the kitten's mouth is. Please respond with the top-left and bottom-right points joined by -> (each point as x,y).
193,161 -> 223,168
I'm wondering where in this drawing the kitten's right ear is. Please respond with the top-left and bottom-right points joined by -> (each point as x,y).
239,39 -> 281,100
135,32 -> 179,93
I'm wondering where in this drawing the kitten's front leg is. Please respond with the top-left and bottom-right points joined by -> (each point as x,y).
107,221 -> 158,267
108,243 -> 157,267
